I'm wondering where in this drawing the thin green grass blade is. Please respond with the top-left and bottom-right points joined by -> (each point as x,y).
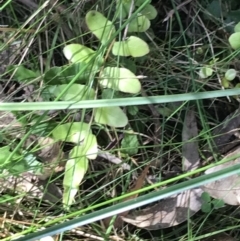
0,89 -> 240,111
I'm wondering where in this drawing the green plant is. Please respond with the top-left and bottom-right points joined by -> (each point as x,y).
197,22 -> 240,90
201,192 -> 225,213
4,0 -> 240,240
4,4 -> 157,208
229,22 -> 240,50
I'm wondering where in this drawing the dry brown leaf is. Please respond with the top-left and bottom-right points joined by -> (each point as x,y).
121,164 -> 150,213
98,151 -> 131,171
37,137 -> 62,161
0,172 -> 62,203
121,188 -> 203,229
0,110 -> 24,138
182,109 -> 200,171
0,111 -> 18,127
203,147 -> 240,205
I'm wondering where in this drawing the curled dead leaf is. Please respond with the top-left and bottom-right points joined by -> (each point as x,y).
203,147 -> 240,205
121,188 -> 203,229
98,151 -> 131,171
0,172 -> 62,203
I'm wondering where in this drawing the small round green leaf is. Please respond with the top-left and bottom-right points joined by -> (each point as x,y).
140,4 -> 158,20
99,67 -> 141,94
221,77 -> 230,88
82,133 -> 98,160
85,10 -> 116,44
196,47 -> 203,55
128,14 -> 150,32
112,36 -> 149,57
48,84 -> 95,101
63,44 -> 103,64
225,68 -> 237,81
199,67 -> 213,79
234,22 -> 240,32
112,41 -> 131,56
201,192 -> 211,202
52,122 -> 91,143
201,203 -> 212,213
229,32 -> 240,50
63,147 -> 88,207
212,199 -> 225,209
121,132 -> 139,155
94,107 -> 128,127
127,36 -> 150,57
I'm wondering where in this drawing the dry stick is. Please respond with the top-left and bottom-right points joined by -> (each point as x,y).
163,0 -> 193,22
122,0 -> 135,39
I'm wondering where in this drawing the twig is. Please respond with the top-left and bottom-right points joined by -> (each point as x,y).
163,0 -> 193,22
